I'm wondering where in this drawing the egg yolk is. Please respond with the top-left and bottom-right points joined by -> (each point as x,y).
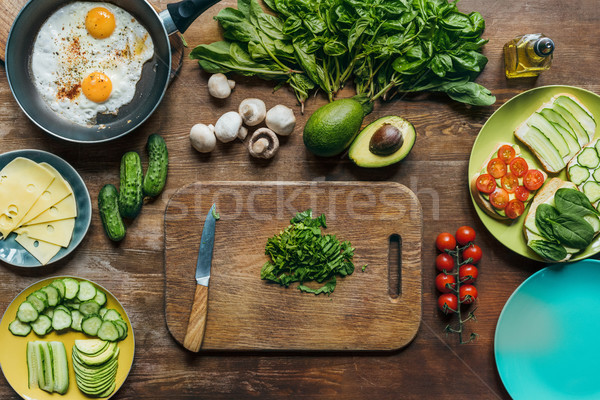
82,72 -> 112,103
85,7 -> 115,39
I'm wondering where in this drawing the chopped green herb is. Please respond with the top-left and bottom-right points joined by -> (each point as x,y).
260,209 -> 357,295
212,207 -> 220,220
362,265 -> 368,272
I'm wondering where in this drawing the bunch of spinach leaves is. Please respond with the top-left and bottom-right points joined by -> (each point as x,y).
260,209 -> 359,295
530,189 -> 600,261
189,0 -> 495,108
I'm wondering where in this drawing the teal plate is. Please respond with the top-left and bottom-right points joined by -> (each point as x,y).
0,150 -> 91,267
495,260 -> 600,399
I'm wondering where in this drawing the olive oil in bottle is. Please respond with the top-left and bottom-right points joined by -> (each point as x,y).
504,34 -> 554,78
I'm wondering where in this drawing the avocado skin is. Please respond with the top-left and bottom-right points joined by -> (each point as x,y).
349,116 -> 416,168
303,99 -> 365,157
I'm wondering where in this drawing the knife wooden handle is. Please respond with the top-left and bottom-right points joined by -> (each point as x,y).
183,284 -> 209,352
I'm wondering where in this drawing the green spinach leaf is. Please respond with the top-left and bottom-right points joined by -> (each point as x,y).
529,240 -> 567,262
550,214 -> 594,250
555,188 -> 600,217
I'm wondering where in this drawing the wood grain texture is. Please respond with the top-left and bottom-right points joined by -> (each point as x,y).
182,283 -> 209,352
0,0 -> 26,60
165,181 -> 422,351
0,0 -> 600,398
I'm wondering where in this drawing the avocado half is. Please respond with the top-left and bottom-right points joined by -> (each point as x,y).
349,116 -> 416,168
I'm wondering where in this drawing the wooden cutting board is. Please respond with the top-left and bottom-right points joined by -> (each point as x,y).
164,181 -> 423,351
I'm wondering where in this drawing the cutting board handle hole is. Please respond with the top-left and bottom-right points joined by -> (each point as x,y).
387,234 -> 402,299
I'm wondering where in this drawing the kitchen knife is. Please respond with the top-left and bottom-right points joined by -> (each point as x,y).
183,203 -> 217,352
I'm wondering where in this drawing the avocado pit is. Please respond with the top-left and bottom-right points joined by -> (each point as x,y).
369,124 -> 404,156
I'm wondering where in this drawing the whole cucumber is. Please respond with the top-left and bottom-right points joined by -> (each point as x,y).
98,184 -> 126,241
118,151 -> 143,219
142,134 -> 168,197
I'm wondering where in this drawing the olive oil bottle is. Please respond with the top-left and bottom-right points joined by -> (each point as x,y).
504,34 -> 554,78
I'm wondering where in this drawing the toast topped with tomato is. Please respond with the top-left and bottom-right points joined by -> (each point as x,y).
470,143 -> 548,220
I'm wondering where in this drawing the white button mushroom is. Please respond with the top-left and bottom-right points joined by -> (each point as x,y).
265,105 -> 296,136
190,124 -> 216,153
214,111 -> 244,143
248,128 -> 279,159
238,98 -> 266,126
208,73 -> 235,99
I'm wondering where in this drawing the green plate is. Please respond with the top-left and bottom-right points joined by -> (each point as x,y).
0,149 -> 91,267
468,85 -> 600,261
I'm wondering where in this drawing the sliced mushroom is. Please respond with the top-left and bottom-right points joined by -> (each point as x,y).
265,105 -> 296,136
238,98 -> 266,126
208,73 -> 235,99
214,111 -> 243,143
248,128 -> 279,159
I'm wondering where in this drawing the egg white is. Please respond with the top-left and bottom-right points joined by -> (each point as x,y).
30,2 -> 155,126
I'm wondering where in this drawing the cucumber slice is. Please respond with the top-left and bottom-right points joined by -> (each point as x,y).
63,278 -> 80,300
569,165 -> 590,186
583,181 -> 600,203
71,310 -> 84,332
50,341 -> 69,394
27,342 -> 39,389
54,305 -> 72,315
578,147 -> 600,169
40,285 -> 60,307
31,315 -> 52,336
32,291 -> 49,307
77,281 -> 97,302
79,300 -> 101,316
112,319 -> 128,340
9,319 -> 32,336
43,307 -> 54,319
97,321 -> 120,341
50,279 -> 66,298
528,112 -> 570,158
99,308 -> 108,318
26,293 -> 46,313
82,315 -> 103,336
521,126 -> 566,172
64,301 -> 80,310
94,290 -> 107,307
541,108 -> 579,143
583,214 -> 600,232
38,341 -> 54,393
52,307 -> 72,331
593,169 -> 600,182
555,96 -> 596,140
102,309 -> 122,322
552,104 -> 590,146
17,302 -> 39,323
75,339 -> 109,355
552,121 -> 581,158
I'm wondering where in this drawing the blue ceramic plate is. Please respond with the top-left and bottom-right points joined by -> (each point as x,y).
0,150 -> 91,267
495,260 -> 600,399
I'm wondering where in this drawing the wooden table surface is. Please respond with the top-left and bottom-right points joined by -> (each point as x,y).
1,0 -> 599,398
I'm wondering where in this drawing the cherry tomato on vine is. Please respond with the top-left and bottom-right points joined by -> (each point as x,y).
455,226 -> 476,246
459,264 -> 479,284
459,285 -> 478,304
435,273 -> 456,293
438,294 -> 458,314
435,253 -> 454,272
462,244 -> 482,264
436,232 -> 456,252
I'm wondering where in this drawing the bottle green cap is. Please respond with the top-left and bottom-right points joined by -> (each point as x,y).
534,37 -> 555,57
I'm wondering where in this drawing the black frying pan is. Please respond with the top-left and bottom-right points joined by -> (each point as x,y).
5,0 -> 219,143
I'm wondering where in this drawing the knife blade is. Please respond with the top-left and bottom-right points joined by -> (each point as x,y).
183,203 -> 217,352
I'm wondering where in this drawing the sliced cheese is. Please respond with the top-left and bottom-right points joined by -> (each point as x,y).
0,158 -> 55,239
15,218 -> 75,247
15,232 -> 62,265
24,194 -> 77,226
19,162 -> 73,226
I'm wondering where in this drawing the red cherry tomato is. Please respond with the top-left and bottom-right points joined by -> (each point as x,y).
459,284 -> 478,304
463,244 -> 482,264
436,232 -> 456,252
489,187 -> 509,209
509,157 -> 529,178
476,174 -> 497,194
515,185 -> 530,202
524,169 -> 545,191
505,199 -> 525,219
438,293 -> 458,314
497,145 -> 516,163
435,273 -> 456,293
455,226 -> 476,246
459,264 -> 479,284
501,172 -> 519,193
487,158 -> 507,179
435,253 -> 455,272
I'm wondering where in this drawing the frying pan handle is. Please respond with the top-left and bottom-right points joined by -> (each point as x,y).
163,0 -> 220,34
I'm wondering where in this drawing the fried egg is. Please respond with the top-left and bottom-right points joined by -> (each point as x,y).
30,2 -> 155,126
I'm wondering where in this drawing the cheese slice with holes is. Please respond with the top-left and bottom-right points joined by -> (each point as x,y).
0,158 -> 55,239
24,194 -> 77,226
15,218 -> 75,247
15,232 -> 62,265
19,163 -> 73,226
